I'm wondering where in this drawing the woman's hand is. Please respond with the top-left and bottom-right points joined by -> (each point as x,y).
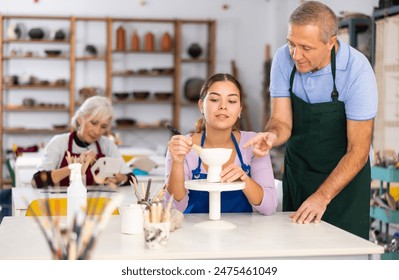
105,173 -> 127,186
220,163 -> 249,183
167,135 -> 193,163
79,149 -> 96,174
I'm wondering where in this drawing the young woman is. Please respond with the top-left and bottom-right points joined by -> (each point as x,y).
165,73 -> 277,215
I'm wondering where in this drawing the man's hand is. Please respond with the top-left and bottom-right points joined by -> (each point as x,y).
289,192 -> 330,224
244,132 -> 277,157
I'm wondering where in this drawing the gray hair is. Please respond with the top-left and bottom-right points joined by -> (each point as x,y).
289,1 -> 338,43
70,96 -> 115,131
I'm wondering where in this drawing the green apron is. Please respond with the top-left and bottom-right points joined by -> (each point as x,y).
282,48 -> 371,239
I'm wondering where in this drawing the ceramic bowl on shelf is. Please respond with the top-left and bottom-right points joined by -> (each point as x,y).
53,124 -> 68,130
113,92 -> 130,100
115,118 -> 137,126
44,50 -> 62,57
22,98 -> 36,107
154,92 -> 173,100
133,91 -> 150,99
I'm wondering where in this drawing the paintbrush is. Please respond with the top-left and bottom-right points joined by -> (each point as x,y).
144,178 -> 152,201
166,124 -> 202,155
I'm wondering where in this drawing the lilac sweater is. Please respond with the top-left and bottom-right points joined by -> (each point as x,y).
165,131 -> 277,215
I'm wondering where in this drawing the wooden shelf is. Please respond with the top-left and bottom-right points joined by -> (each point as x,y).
75,56 -> 106,61
111,72 -> 173,77
181,58 -> 211,63
2,39 -> 70,44
112,50 -> 174,54
3,85 -> 69,90
113,98 -> 173,104
2,56 -> 70,60
113,124 -> 166,130
3,128 -> 69,134
4,105 -> 68,112
2,15 -> 70,20
111,18 -> 175,24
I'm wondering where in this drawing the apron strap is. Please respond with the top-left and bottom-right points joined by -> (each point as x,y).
330,47 -> 339,101
289,47 -> 339,101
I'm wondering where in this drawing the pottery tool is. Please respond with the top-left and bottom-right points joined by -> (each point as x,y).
152,184 -> 167,202
166,124 -> 202,155
129,178 -> 142,201
144,178 -> 152,201
24,189 -> 123,259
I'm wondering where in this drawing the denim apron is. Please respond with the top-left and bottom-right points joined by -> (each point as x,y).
185,132 -> 253,213
282,48 -> 370,239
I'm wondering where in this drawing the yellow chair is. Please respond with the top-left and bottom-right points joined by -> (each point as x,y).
26,197 -> 119,216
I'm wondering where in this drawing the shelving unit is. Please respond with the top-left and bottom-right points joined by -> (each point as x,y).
370,166 -> 399,259
0,15 -> 216,186
371,6 -> 399,153
0,14 -> 74,186
338,17 -> 372,62
108,18 -> 177,133
176,19 -> 216,133
74,17 -> 107,106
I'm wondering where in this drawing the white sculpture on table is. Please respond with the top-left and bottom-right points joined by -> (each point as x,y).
185,148 -> 245,230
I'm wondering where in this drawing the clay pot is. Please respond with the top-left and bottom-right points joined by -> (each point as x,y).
85,45 -> 97,56
131,31 -> 140,51
161,32 -> 172,51
116,26 -> 126,51
54,29 -> 66,40
188,43 -> 202,58
144,32 -> 154,52
28,28 -> 45,40
184,78 -> 204,101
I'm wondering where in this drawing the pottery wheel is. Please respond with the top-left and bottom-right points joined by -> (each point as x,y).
184,179 -> 245,192
184,179 -> 245,230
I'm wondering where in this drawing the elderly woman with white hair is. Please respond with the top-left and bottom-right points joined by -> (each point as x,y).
31,96 -> 134,188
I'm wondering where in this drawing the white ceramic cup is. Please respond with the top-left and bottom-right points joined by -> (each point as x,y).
121,204 -> 143,235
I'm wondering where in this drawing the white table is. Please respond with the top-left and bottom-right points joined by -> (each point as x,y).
0,212 -> 384,260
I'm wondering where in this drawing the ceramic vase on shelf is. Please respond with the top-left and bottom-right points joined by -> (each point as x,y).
116,26 -> 126,51
144,31 -> 154,52
187,43 -> 202,58
161,32 -> 172,51
131,31 -> 140,51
